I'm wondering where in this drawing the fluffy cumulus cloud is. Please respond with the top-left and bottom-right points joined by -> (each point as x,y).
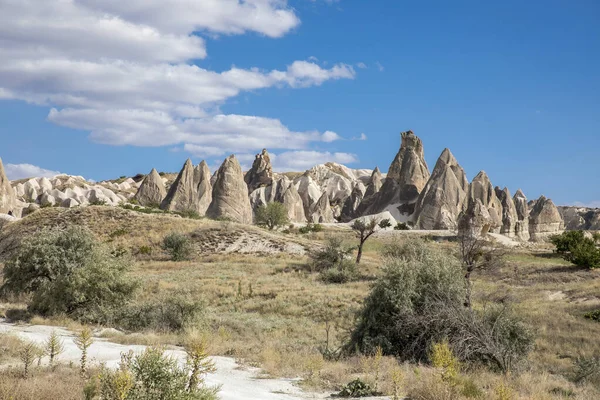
5,163 -> 61,180
0,0 -> 357,165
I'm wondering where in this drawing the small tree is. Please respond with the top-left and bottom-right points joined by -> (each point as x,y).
185,337 -> 216,392
75,327 -> 94,377
19,341 -> 40,379
255,202 -> 289,230
162,232 -> 193,261
550,230 -> 600,269
457,223 -> 504,308
45,330 -> 65,367
351,217 -> 391,264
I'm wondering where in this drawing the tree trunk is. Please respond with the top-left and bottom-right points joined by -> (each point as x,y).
356,241 -> 364,264
464,264 -> 474,308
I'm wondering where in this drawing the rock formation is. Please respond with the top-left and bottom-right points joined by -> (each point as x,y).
309,192 -> 335,223
195,161 -> 213,216
134,168 -> 166,207
495,187 -> 518,238
512,189 -> 530,241
341,182 -> 366,222
363,167 -> 383,199
294,173 -> 324,217
0,158 -> 16,215
279,181 -> 306,223
160,159 -> 203,213
206,155 -> 253,224
466,171 -> 502,233
559,206 -> 600,231
458,198 -> 494,236
244,149 -> 273,194
358,130 -> 430,218
414,148 -> 469,230
529,196 -> 564,241
249,176 -> 306,223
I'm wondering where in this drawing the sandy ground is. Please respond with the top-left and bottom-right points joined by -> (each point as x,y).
0,319 -> 329,400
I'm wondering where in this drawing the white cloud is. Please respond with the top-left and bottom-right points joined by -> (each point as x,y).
376,61 -> 385,72
356,62 -> 367,69
0,1 -> 356,159
351,133 -> 367,140
5,163 -> 61,180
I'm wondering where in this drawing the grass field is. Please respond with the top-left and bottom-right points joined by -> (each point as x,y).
2,207 -> 600,399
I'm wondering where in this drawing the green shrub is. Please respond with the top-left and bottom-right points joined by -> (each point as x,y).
0,226 -> 137,323
584,309 -> 600,322
394,222 -> 410,231
90,199 -> 108,206
550,230 -> 600,269
333,378 -> 380,398
109,228 -> 129,239
175,209 -> 202,220
118,292 -> 203,332
299,223 -> 323,234
254,202 -> 289,230
99,347 -> 219,400
137,245 -> 153,256
309,237 -> 354,272
319,260 -> 358,284
162,232 -> 193,261
347,239 -> 533,373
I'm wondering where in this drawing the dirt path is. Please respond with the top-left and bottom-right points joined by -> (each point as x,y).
0,319 -> 326,400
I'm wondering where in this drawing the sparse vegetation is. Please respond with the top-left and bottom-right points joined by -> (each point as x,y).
298,223 -> 323,234
254,202 -> 289,230
394,222 -> 410,231
74,327 -> 94,376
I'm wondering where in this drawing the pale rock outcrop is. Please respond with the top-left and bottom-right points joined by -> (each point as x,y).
305,163 -> 354,206
61,198 -> 80,208
559,206 -> 600,231
358,130 -> 430,217
0,158 -> 16,214
40,193 -> 56,207
160,159 -> 199,213
495,187 -> 518,238
134,168 -> 167,207
529,196 -> 564,241
458,198 -> 494,236
294,174 -> 324,217
280,182 -> 306,223
87,189 -> 109,205
363,167 -> 383,199
15,183 -> 25,198
195,161 -> 213,216
249,176 -> 306,223
39,177 -> 53,192
414,148 -> 469,230
244,149 -> 273,194
206,155 -> 253,224
309,192 -> 335,223
341,182 -> 366,222
512,189 -> 530,241
466,171 -> 502,233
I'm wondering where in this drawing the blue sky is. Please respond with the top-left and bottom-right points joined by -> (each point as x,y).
0,0 -> 598,206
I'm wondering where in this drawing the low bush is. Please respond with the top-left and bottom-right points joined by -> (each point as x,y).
550,230 -> 600,269
255,202 -> 289,230
117,292 -> 204,332
0,226 -> 137,324
162,232 -> 193,261
394,222 -> 410,231
299,223 -> 323,234
309,237 -> 353,272
333,378 -> 380,398
347,239 -> 534,373
319,260 -> 358,284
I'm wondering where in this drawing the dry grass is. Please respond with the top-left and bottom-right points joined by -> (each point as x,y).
2,211 -> 600,398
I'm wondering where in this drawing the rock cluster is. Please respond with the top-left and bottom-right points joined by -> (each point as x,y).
0,158 -> 16,215
244,149 -> 273,194
528,196 -> 564,241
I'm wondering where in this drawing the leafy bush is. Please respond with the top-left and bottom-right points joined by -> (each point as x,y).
347,239 -> 533,372
99,347 -> 219,400
394,222 -> 410,231
255,202 -> 290,230
299,223 -> 323,234
162,232 -> 193,261
333,378 -> 380,398
309,237 -> 354,272
584,309 -> 600,322
319,260 -> 358,284
550,230 -> 600,269
0,226 -> 137,323
89,199 -> 108,206
175,209 -> 202,220
117,292 -> 204,332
